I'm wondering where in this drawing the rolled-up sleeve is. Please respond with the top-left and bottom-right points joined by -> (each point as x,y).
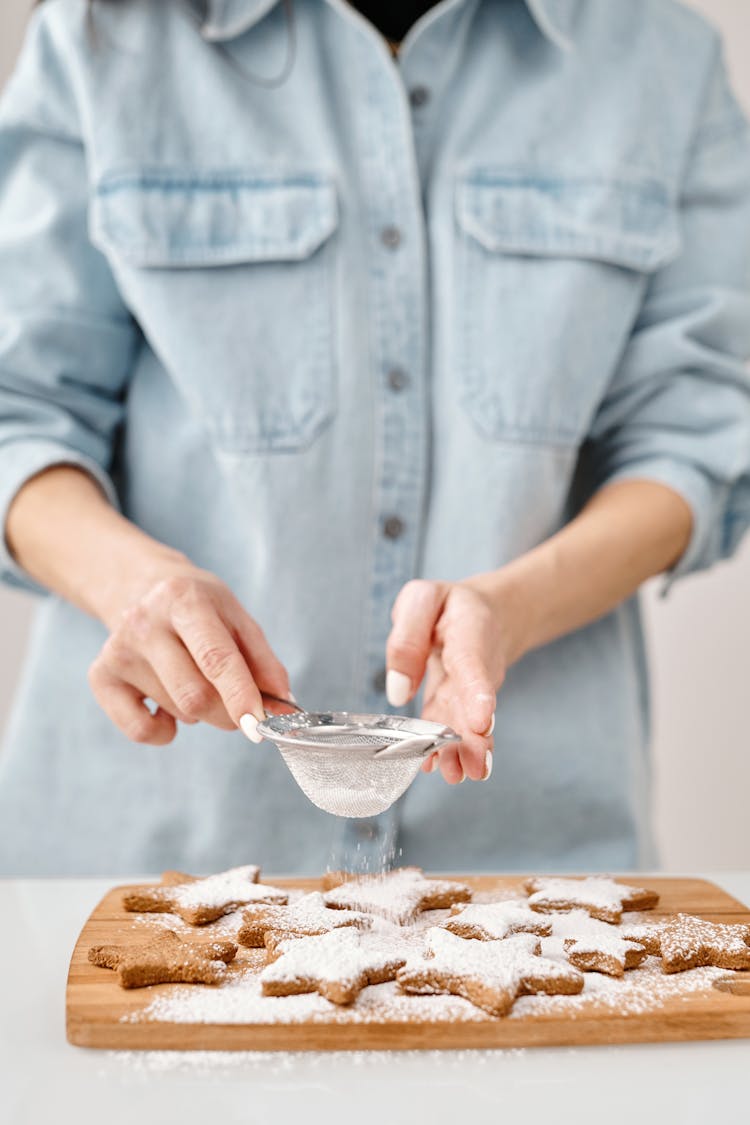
586,45 -> 750,590
0,9 -> 137,594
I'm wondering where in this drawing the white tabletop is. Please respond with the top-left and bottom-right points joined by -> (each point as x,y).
2,874 -> 749,1125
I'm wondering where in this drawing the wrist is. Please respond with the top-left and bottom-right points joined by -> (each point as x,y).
91,532 -> 193,630
462,564 -> 538,671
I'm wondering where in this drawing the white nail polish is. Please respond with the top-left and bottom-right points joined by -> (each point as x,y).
426,753 -> 439,773
240,713 -> 263,744
288,692 -> 298,704
483,712 -> 496,738
386,669 -> 411,708
483,749 -> 493,781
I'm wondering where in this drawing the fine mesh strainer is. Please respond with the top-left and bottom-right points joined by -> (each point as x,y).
256,695 -> 460,818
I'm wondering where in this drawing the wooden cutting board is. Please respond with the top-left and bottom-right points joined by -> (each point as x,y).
66,874 -> 750,1050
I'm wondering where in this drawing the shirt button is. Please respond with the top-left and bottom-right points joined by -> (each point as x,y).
409,85 -> 430,109
381,225 -> 402,249
383,515 -> 405,540
387,367 -> 409,392
372,667 -> 387,694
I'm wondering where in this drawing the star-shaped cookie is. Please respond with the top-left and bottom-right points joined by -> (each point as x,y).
523,876 -> 659,924
543,909 -> 648,977
238,892 -> 372,952
122,865 -> 288,925
260,927 -> 408,1005
323,867 -> 471,926
88,930 -> 237,989
442,899 -> 552,942
623,913 -> 750,973
397,929 -> 584,1017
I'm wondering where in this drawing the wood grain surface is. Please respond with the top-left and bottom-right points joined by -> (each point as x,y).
66,874 -> 750,1050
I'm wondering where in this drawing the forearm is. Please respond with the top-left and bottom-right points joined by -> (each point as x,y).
470,479 -> 693,665
5,466 -> 188,627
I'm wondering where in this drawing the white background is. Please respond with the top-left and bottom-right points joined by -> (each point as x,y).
0,0 -> 748,868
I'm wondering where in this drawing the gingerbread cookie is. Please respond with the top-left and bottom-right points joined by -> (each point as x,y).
238,892 -> 372,951
88,930 -> 237,989
260,927 -> 408,1005
546,910 -> 648,977
323,867 -> 471,926
397,929 -> 583,1017
623,913 -> 750,973
442,899 -> 551,942
123,865 -> 288,925
524,876 -> 659,924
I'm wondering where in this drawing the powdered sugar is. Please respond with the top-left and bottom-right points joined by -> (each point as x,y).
170,866 -> 282,910
261,926 -> 407,995
443,899 -> 549,940
323,868 -> 470,925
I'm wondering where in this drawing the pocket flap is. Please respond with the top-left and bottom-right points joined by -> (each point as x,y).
456,171 -> 681,272
90,168 -> 339,267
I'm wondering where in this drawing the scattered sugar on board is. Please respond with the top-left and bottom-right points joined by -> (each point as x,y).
105,1046 -> 526,1078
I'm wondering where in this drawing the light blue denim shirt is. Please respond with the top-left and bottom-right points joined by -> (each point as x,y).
1,0 -> 749,877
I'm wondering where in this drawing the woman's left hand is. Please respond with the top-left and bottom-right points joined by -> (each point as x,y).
385,578 -> 516,784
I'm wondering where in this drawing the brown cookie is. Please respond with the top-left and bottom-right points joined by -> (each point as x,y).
442,899 -> 551,942
397,929 -> 584,1017
624,913 -> 750,973
260,927 -> 408,1005
524,876 -> 659,924
123,865 -> 288,925
238,891 -> 372,951
323,866 -> 471,926
88,930 -> 237,989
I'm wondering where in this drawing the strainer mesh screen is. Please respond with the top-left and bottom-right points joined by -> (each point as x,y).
277,740 -> 424,818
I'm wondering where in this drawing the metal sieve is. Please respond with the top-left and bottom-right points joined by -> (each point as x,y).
255,696 -> 460,818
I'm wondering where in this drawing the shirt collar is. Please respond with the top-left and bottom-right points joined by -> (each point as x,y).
198,0 -> 578,50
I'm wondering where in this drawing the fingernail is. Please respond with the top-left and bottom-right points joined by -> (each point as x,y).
458,769 -> 466,784
288,692 -> 298,704
240,713 -> 263,744
483,749 -> 493,781
386,669 -> 411,708
426,753 -> 439,773
482,712 -> 496,738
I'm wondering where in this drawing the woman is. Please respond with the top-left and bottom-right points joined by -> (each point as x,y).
0,0 -> 749,876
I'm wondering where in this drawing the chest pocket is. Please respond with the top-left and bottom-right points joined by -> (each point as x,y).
90,169 -> 339,454
454,172 -> 681,446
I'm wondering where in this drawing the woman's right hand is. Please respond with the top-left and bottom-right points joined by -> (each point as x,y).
88,560 -> 291,747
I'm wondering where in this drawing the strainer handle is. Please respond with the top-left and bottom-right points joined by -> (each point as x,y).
260,691 -> 305,716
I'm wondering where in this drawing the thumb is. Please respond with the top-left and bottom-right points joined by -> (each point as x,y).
385,580 -> 448,707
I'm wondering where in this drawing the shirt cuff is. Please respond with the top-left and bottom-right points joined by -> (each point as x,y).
0,439 -> 120,596
598,457 -> 726,597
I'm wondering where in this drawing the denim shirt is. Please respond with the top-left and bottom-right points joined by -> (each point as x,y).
1,0 -> 749,876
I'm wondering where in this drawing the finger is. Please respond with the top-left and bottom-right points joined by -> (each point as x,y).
441,632 -> 496,736
98,639 -> 198,725
386,580 -> 448,706
436,744 -> 464,785
142,629 -> 236,730
422,686 -> 491,782
88,665 -> 177,746
222,598 -> 291,701
169,591 -> 265,728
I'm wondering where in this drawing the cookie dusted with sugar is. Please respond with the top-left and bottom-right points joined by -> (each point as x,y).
524,876 -> 659,924
88,930 -> 237,989
123,865 -> 288,925
623,913 -> 750,973
238,892 -> 372,951
397,929 -> 583,1017
323,866 -> 471,926
442,899 -> 551,942
260,926 -> 408,1005
544,910 -> 648,977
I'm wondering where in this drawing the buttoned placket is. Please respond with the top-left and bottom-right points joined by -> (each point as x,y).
325,11 -> 437,869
